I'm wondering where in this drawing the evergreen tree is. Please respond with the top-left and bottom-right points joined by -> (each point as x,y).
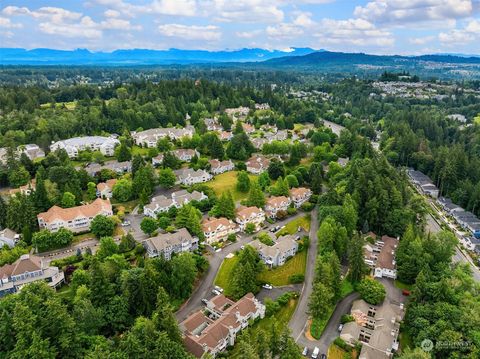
0,196 -> 7,228
209,191 -> 235,219
267,159 -> 285,180
246,180 -> 266,208
158,168 -> 176,189
270,177 -> 290,197
236,171 -> 251,192
309,162 -> 323,194
116,142 -> 132,162
308,282 -> 333,318
348,235 -> 368,283
87,182 -> 97,200
152,287 -> 182,343
258,171 -> 271,191
33,167 -> 50,212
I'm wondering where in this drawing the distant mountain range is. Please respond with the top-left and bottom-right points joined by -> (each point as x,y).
0,47 -> 317,65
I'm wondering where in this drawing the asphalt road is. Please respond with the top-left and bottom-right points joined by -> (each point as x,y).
289,206 -> 319,345
175,212 -> 307,322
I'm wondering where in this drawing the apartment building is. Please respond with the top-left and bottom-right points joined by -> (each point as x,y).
181,293 -> 265,358
144,190 -> 207,218
265,196 -> 291,218
235,206 -> 265,231
202,217 -> 239,244
132,126 -> 195,147
175,168 -> 212,186
289,187 -> 312,208
37,198 -> 113,233
0,229 -> 19,248
96,179 -> 117,199
209,159 -> 234,175
143,228 -> 198,260
246,155 -> 270,174
363,235 -> 399,279
50,136 -> 120,158
249,234 -> 298,267
0,254 -> 65,297
18,144 -> 45,161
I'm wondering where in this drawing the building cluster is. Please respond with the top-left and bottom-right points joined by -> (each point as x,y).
0,254 -> 65,297
372,81 -> 457,101
363,233 -> 399,279
50,136 -> 120,158
340,299 -> 404,359
180,293 -> 265,358
174,168 -> 213,186
246,155 -> 270,174
37,198 -> 113,233
407,168 -> 439,198
0,144 -> 45,164
82,160 -> 132,177
132,125 -> 195,147
144,190 -> 207,217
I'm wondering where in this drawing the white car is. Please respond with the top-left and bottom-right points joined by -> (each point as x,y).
212,289 -> 221,296
214,286 -> 224,293
241,245 -> 245,250
302,347 -> 308,356
262,284 -> 273,290
338,324 -> 344,332
311,347 -> 319,359
121,220 -> 131,227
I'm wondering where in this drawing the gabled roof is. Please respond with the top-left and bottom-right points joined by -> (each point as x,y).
0,254 -> 43,279
38,198 -> 112,223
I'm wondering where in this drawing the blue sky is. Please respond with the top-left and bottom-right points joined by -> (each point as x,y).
1,0 -> 479,54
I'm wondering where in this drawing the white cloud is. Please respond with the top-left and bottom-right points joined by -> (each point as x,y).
354,0 -> 475,26
235,30 -> 262,38
149,0 -> 197,16
267,23 -> 304,39
0,16 -> 22,28
211,0 -> 284,23
158,24 -> 221,41
409,35 -> 434,44
293,12 -> 315,27
314,18 -> 394,46
104,9 -> 121,18
39,16 -> 102,39
439,19 -> 480,44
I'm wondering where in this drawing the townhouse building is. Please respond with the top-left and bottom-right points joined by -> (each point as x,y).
246,155 -> 270,174
132,125 -> 195,147
0,229 -> 19,248
175,168 -> 212,186
96,179 -> 117,199
144,190 -> 207,218
265,196 -> 291,218
363,235 -> 399,279
289,187 -> 312,208
249,234 -> 298,267
17,144 -> 45,161
209,159 -> 234,175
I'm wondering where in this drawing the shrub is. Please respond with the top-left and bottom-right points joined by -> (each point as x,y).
257,232 -> 275,246
287,207 -> 297,215
301,202 -> 314,212
289,273 -> 305,284
341,314 -> 355,324
227,233 -> 237,242
334,337 -> 351,351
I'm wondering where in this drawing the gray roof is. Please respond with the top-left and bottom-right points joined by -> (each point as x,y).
144,228 -> 194,252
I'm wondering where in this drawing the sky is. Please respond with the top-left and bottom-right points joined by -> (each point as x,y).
1,0 -> 480,55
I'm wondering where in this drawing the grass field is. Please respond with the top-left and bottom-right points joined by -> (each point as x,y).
340,279 -> 355,297
328,344 -> 348,359
206,171 -> 257,201
257,249 -> 307,286
214,255 -> 239,296
277,215 -> 311,236
112,199 -> 140,214
228,297 -> 298,358
131,145 -> 150,157
394,280 -> 413,291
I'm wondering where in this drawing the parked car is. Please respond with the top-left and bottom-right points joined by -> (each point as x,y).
121,220 -> 131,227
241,245 -> 245,250
262,284 -> 273,290
320,354 -> 326,359
402,289 -> 411,296
215,248 -> 222,252
201,298 -> 208,304
302,347 -> 308,356
212,289 -> 221,296
214,286 -> 224,293
311,347 -> 319,359
338,324 -> 344,332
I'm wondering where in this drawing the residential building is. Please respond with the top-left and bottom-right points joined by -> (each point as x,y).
225,106 -> 250,121
181,293 -> 265,358
337,157 -> 350,167
209,159 -> 234,175
173,149 -> 199,162
447,114 -> 467,123
407,168 -> 439,198
265,196 -> 291,218
175,168 -> 212,185
235,206 -> 265,231
0,254 -> 65,297
18,144 -> 45,161
255,103 -> 270,110
242,123 -> 255,134
363,235 -> 399,279
50,136 -> 120,158
249,234 -> 298,267
289,187 -> 312,208
246,155 -> 270,174
9,179 -> 36,196
340,299 -> 404,359
144,190 -> 207,217
152,153 -> 164,166
205,118 -> 223,131
437,197 -> 463,215
83,160 -> 132,176
219,131 -> 233,141
0,229 -> 19,248
132,125 -> 195,147
251,137 -> 267,150
143,228 -> 198,260
202,217 -> 239,244
37,198 -> 113,233
96,179 -> 117,199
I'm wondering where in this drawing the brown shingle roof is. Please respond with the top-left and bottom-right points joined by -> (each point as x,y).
377,235 -> 398,270
236,206 -> 263,221
202,217 -> 237,232
0,254 -> 43,278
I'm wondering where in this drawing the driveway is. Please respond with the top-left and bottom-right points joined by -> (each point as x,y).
175,212 -> 307,322
256,284 -> 303,302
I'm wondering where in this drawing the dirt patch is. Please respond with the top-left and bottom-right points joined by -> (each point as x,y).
305,319 -> 316,341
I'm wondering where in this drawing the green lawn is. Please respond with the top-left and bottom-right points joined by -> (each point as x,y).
394,280 -> 413,291
131,145 -> 150,156
206,171 -> 257,201
214,256 -> 239,296
277,215 -> 311,236
112,199 -> 140,214
340,279 -> 355,297
257,250 -> 307,286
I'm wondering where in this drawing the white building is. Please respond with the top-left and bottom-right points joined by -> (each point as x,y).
246,155 -> 270,174
289,187 -> 312,208
96,179 -> 117,199
132,125 -> 195,148
50,136 -> 120,158
265,196 -> 291,218
0,229 -> 19,248
18,144 -> 45,161
364,235 -> 399,279
0,254 -> 65,297
37,198 -> 113,233
209,159 -> 234,175
202,217 -> 239,244
143,228 -> 198,260
235,206 -> 265,231
175,168 -> 212,186
249,235 -> 298,267
144,190 -> 207,218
